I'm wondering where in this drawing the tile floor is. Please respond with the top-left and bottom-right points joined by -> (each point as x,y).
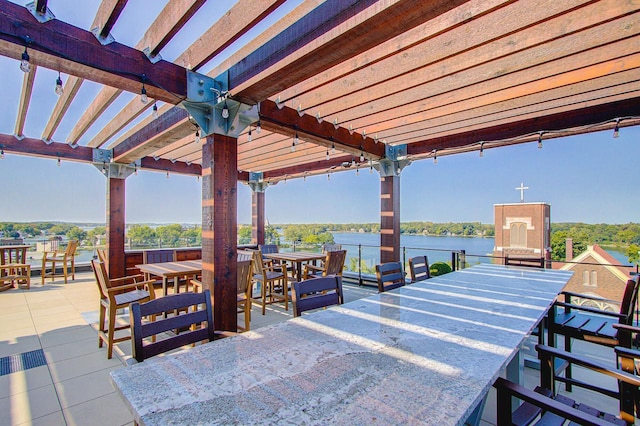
0,271 -> 625,425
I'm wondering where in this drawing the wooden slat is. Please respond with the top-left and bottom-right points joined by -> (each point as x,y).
14,65 -> 37,138
89,0 -> 288,149
67,0 -> 206,145
41,0 -> 131,141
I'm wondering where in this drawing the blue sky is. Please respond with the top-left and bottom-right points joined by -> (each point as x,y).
1,126 -> 638,225
1,0 -> 638,226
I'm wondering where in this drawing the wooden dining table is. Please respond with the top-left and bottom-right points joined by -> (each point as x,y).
136,259 -> 202,296
263,251 -> 326,281
111,263 -> 573,425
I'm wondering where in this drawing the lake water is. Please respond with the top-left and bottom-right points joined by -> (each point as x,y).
330,232 -> 631,269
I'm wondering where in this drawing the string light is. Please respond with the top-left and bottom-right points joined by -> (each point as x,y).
221,101 -> 229,119
140,83 -> 148,104
613,119 -> 620,138
102,162 -> 106,174
134,165 -> 138,176
327,172 -> 330,181
248,127 -> 252,142
356,166 -> 359,176
369,159 -> 373,174
331,141 -> 336,155
152,102 -> 158,119
57,155 -> 61,166
194,130 -> 201,144
256,120 -> 261,134
537,132 -> 543,149
433,150 -> 437,164
359,149 -> 365,162
20,46 -> 30,73
55,72 -> 64,96
166,170 -> 170,179
0,147 -> 4,159
291,140 -> 296,152
479,142 -> 484,158
326,148 -> 329,161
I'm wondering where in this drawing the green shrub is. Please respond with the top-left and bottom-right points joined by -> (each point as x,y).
430,261 -> 452,276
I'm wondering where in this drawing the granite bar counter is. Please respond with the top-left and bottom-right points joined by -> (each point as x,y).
111,264 -> 573,425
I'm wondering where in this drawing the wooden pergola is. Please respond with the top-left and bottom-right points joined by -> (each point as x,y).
1,0 -> 639,330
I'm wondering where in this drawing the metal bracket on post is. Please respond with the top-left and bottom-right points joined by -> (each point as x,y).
373,144 -> 411,177
26,1 -> 55,23
181,70 -> 258,138
91,27 -> 115,45
246,172 -> 270,193
92,149 -> 137,179
143,47 -> 162,64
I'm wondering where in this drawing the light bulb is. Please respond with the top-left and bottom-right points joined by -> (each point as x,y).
134,166 -> 138,176
0,148 -> 4,159
537,133 -> 543,149
20,48 -> 30,73
57,157 -> 61,166
291,141 -> 296,152
221,101 -> 229,119
613,119 -> 620,138
479,143 -> 484,158
360,151 -> 365,162
55,73 -> 64,96
433,151 -> 438,164
166,171 -> 169,179
294,131 -> 299,146
140,86 -> 148,104
152,103 -> 158,119
256,120 -> 261,134
195,130 -> 201,144
248,128 -> 252,142
327,173 -> 330,181
326,149 -> 329,161
331,142 -> 336,155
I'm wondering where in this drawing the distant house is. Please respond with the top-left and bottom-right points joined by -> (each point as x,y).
557,243 -> 634,312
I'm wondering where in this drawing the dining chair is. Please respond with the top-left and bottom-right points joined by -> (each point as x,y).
130,289 -> 217,362
258,244 -> 290,273
0,245 -> 30,290
41,239 -> 78,284
91,259 -> 155,359
292,276 -> 344,317
408,255 -> 430,282
251,249 -> 289,314
321,243 -> 342,252
548,274 -> 640,390
504,255 -> 545,268
375,261 -> 406,292
493,344 -> 639,425
303,249 -> 346,279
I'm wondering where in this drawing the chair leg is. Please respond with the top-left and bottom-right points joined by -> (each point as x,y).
41,259 -> 46,285
70,259 -> 75,280
261,281 -> 267,315
107,306 -> 116,359
63,261 -> 68,284
282,278 -> 288,311
98,304 -> 106,348
244,301 -> 251,331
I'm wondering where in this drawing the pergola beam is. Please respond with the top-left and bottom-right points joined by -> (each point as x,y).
0,0 -> 186,104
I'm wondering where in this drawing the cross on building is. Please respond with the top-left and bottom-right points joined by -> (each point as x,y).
515,182 -> 529,202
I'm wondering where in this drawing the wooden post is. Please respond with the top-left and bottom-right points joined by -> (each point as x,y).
251,190 -> 265,245
106,177 -> 126,278
380,175 -> 400,263
201,134 -> 237,332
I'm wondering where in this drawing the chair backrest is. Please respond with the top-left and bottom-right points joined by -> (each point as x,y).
143,249 -> 174,264
91,259 -> 110,299
65,240 -> 79,257
408,255 -> 430,282
375,261 -> 406,292
237,249 -> 254,262
130,290 -> 215,362
324,250 -> 346,276
96,248 -> 108,265
237,259 -> 253,296
322,244 -> 342,252
292,276 -> 343,317
259,244 -> 279,255
251,250 -> 267,278
619,274 -> 640,325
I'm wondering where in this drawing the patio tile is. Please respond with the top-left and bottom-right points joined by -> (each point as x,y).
43,335 -> 102,364
0,384 -> 61,426
0,334 -> 41,358
63,392 -> 133,426
54,366 -> 122,408
0,365 -> 53,399
48,350 -> 122,383
34,317 -> 88,334
18,410 -> 66,426
39,325 -> 98,349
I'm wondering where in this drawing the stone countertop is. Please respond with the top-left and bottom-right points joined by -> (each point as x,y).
111,264 -> 572,425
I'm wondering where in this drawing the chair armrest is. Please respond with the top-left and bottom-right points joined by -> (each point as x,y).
560,290 -> 621,306
107,280 -> 155,293
109,274 -> 146,284
493,378 -> 611,426
303,264 -> 324,274
191,279 -> 203,292
553,301 -> 625,319
613,324 -> 640,333
537,344 -> 640,387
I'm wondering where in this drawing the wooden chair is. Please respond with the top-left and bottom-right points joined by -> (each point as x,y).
321,244 -> 342,252
493,344 -> 639,426
504,255 -> 545,268
292,276 -> 344,317
91,259 -> 155,359
41,239 -> 78,284
408,255 -> 430,282
375,261 -> 406,292
0,245 -> 30,290
251,250 -> 289,314
130,290 -> 217,362
303,249 -> 346,279
548,274 -> 640,390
